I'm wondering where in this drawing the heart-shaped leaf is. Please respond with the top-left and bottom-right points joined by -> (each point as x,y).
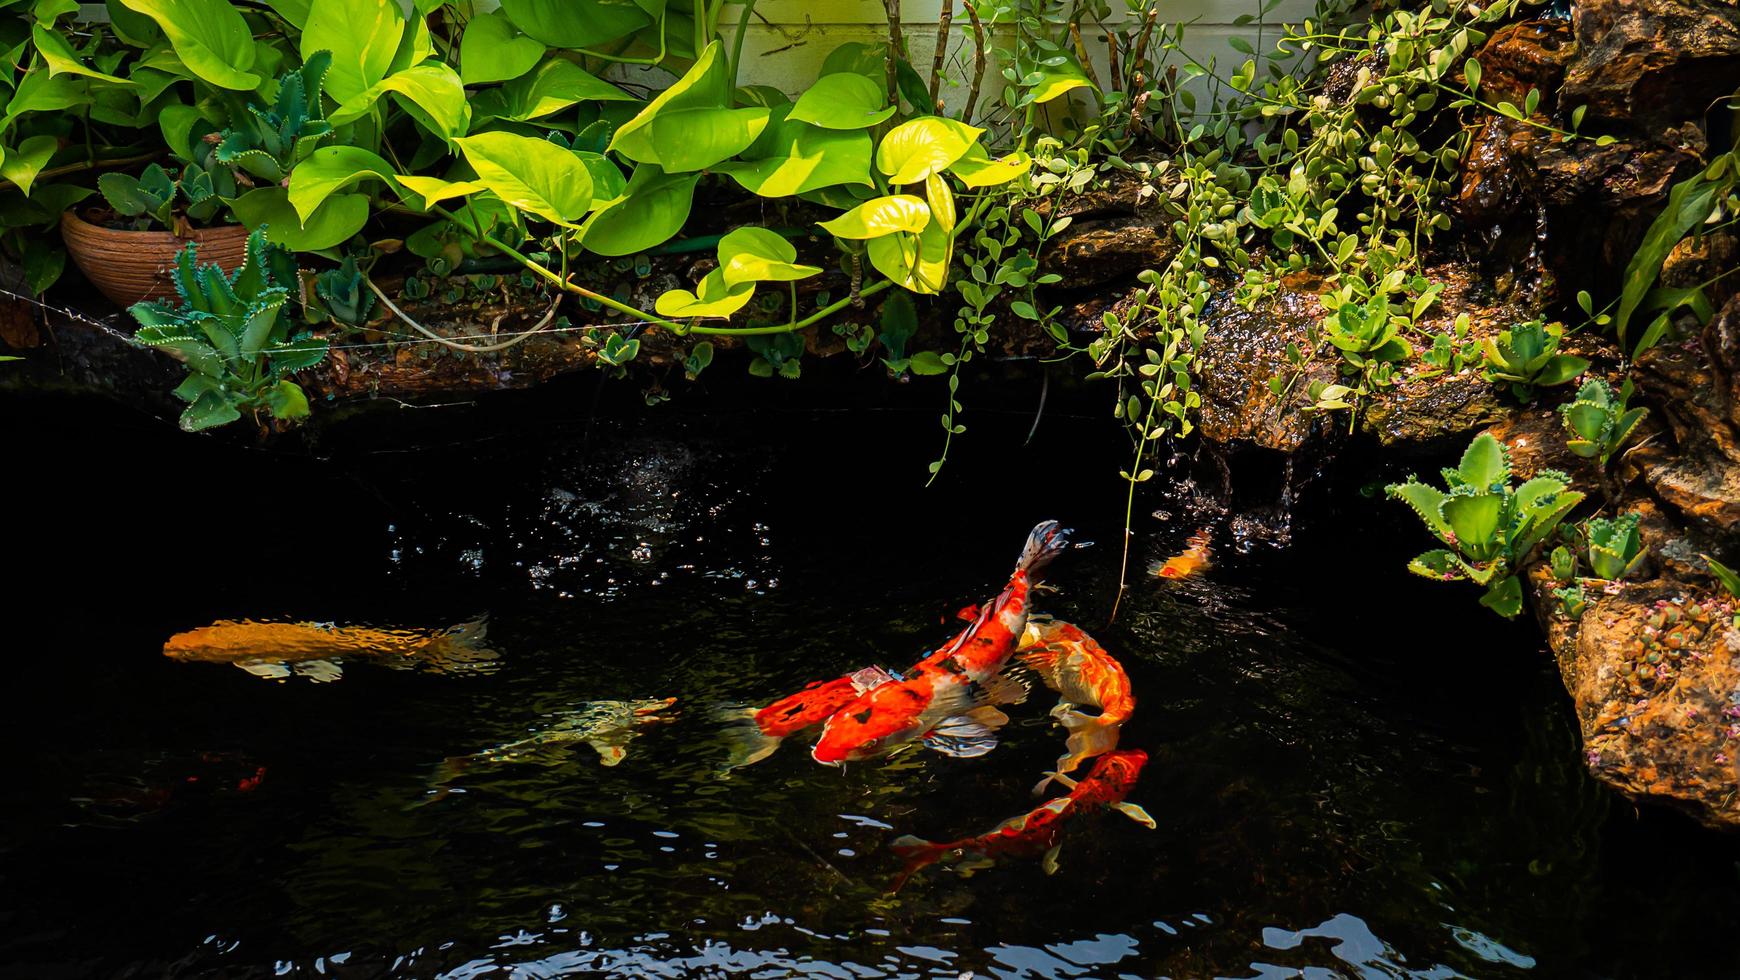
118,0 -> 259,90
610,40 -> 770,173
0,134 -> 59,196
331,62 -> 470,139
301,0 -> 403,103
459,10 -> 545,85
499,0 -> 651,48
875,116 -> 982,185
394,174 -> 489,209
817,194 -> 930,239
788,72 -> 895,129
580,164 -> 699,256
714,112 -> 872,198
231,186 -> 370,252
479,58 -> 633,122
868,218 -> 950,294
455,131 -> 594,226
288,146 -> 400,222
655,268 -> 754,318
948,145 -> 1033,188
717,227 -> 820,288
33,24 -> 134,84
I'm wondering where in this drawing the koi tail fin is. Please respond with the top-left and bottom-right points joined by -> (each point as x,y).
888,835 -> 949,892
420,616 -> 502,674
1015,520 -> 1070,578
710,704 -> 786,774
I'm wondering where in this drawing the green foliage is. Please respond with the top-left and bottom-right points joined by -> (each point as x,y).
1386,433 -> 1585,618
1419,314 -> 1481,378
1482,320 -> 1589,401
1559,377 -> 1646,467
1580,512 -> 1645,582
128,229 -> 326,431
1549,545 -> 1577,583
1554,583 -> 1588,621
1701,554 -> 1740,601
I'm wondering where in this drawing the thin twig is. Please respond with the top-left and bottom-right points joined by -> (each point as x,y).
929,0 -> 954,106
1129,3 -> 1161,78
369,281 -> 561,353
1106,29 -> 1123,93
962,0 -> 987,122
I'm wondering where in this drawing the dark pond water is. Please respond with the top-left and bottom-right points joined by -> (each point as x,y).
4,376 -> 1739,979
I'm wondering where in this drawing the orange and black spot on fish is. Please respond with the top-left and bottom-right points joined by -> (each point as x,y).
1150,527 -> 1213,581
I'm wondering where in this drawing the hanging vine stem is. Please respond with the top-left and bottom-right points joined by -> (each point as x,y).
929,0 -> 954,105
368,282 -> 562,353
961,0 -> 987,122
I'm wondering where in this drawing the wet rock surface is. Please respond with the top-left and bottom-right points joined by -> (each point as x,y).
1563,0 -> 1740,131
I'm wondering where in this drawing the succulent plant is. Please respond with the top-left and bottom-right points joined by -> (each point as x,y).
313,256 -> 375,328
1560,377 -> 1646,467
1387,432 -> 1585,617
1554,583 -> 1588,620
96,161 -> 228,231
215,52 -> 334,183
1581,512 -> 1646,581
128,229 -> 326,431
1550,544 -> 1577,582
1482,319 -> 1589,400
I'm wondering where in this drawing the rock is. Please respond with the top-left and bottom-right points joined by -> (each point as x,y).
1563,0 -> 1740,131
1193,275 -> 1332,453
1467,21 -> 1577,111
1557,583 -> 1740,831
1632,308 -> 1740,531
1485,405 -> 1602,485
1040,219 -> 1174,289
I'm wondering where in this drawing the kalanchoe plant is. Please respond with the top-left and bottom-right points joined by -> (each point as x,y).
1550,544 -> 1577,582
1387,432 -> 1586,618
1560,377 -> 1647,467
97,163 -> 225,232
129,230 -> 327,432
1482,319 -> 1590,401
216,52 -> 336,183
313,256 -> 375,328
1580,512 -> 1646,581
1554,582 -> 1589,620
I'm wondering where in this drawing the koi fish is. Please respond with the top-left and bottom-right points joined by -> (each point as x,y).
162,616 -> 500,682
426,697 -> 678,802
888,749 -> 1155,889
1017,619 -> 1135,794
1150,528 -> 1212,581
811,521 -> 1069,765
716,668 -> 890,770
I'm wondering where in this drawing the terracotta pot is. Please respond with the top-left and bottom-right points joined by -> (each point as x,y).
59,210 -> 251,310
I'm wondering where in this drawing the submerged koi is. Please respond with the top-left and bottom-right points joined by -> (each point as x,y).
1017,619 -> 1135,793
888,749 -> 1155,889
1150,528 -> 1212,581
162,617 -> 499,682
426,697 -> 678,803
811,521 -> 1069,765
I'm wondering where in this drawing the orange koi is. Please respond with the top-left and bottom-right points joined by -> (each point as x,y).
1150,528 -> 1212,581
811,521 -> 1069,765
888,749 -> 1155,889
1017,620 -> 1135,793
162,617 -> 498,682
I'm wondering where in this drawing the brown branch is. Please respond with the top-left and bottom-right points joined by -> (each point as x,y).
929,0 -> 954,107
1070,23 -> 1102,91
1129,3 -> 1161,77
962,0 -> 986,122
884,0 -> 903,107
1106,29 -> 1123,93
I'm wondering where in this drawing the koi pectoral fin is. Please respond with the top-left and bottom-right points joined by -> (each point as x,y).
293,658 -> 345,683
1114,802 -> 1157,829
1041,843 -> 1063,875
921,715 -> 1001,758
590,741 -> 629,766
235,661 -> 292,682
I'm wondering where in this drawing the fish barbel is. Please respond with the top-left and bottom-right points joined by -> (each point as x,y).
811,521 -> 1068,765
162,616 -> 499,682
1016,619 -> 1135,793
888,749 -> 1154,889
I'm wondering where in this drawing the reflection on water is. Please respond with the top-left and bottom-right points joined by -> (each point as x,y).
4,400 -> 1739,979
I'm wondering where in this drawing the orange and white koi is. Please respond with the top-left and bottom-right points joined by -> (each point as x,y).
1150,528 -> 1212,581
162,616 -> 499,682
888,749 -> 1155,888
717,668 -> 892,770
811,521 -> 1069,765
1017,619 -> 1135,793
